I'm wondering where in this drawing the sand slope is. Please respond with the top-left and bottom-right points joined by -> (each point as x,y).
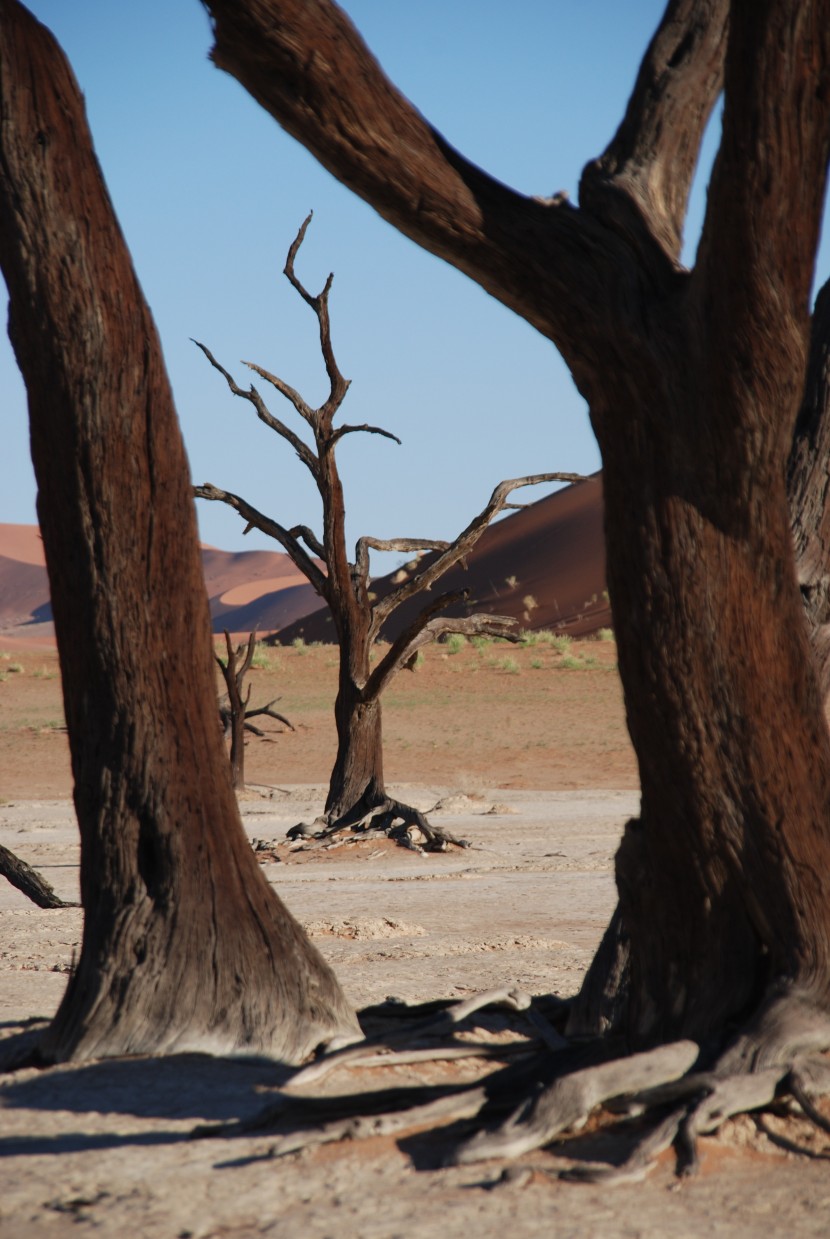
0,476 -> 608,646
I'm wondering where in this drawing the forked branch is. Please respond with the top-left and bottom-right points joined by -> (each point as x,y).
284,212 -> 350,422
194,484 -> 328,598
365,605 -> 517,703
192,339 -> 319,475
371,472 -> 593,634
581,0 -> 728,259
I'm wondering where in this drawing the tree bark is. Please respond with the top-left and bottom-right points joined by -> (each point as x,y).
0,0 -> 358,1063
202,0 -> 830,1051
326,685 -> 384,821
789,279 -> 830,703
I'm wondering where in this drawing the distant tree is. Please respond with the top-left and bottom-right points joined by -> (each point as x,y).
0,0 -> 357,1064
195,216 -> 583,838
215,629 -> 293,790
194,0 -> 830,1166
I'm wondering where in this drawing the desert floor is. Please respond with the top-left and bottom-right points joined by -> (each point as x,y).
1,638 -> 829,1237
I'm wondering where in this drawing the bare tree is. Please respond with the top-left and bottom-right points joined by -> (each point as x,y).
192,0 -> 830,1166
0,0 -> 358,1064
195,216 -> 584,837
215,629 -> 294,790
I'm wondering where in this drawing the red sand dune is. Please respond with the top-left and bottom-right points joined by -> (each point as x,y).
0,477 -> 608,648
277,474 -> 609,645
0,529 -> 320,645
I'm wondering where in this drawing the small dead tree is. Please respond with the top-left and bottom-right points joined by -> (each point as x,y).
196,215 -> 586,841
216,629 -> 293,789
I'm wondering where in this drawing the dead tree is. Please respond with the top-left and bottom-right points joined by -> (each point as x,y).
194,0 -> 830,1171
195,216 -> 584,837
0,0 -> 358,1064
216,629 -> 293,789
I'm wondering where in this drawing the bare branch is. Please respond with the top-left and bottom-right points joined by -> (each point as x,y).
354,535 -> 450,592
192,339 -> 319,476
330,423 -> 402,448
283,212 -> 350,421
245,698 -> 295,732
202,1 -> 603,348
288,524 -> 326,560
581,0 -> 729,260
695,1 -> 830,362
373,473 -> 593,632
195,483 -> 329,598
365,603 -> 517,703
241,360 -> 317,429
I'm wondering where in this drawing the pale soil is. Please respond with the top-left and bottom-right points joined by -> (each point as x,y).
1,640 -> 828,1237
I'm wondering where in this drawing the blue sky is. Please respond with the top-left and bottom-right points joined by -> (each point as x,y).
2,2 -> 828,568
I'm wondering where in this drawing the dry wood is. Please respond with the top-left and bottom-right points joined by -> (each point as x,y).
0,0 -> 358,1063
0,843 -> 73,909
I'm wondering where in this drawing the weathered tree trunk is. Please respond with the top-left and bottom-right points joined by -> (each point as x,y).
203,0 -> 830,1058
326,678 -> 384,821
789,279 -> 830,703
0,0 -> 358,1063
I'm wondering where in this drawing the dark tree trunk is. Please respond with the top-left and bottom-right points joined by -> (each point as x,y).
789,279 -> 830,703
326,680 -> 384,821
202,0 -> 830,1057
0,0 -> 358,1063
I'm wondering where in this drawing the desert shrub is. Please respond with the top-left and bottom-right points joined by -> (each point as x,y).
445,633 -> 466,655
292,637 -> 307,655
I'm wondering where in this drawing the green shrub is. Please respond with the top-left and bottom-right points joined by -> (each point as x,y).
446,633 -> 467,655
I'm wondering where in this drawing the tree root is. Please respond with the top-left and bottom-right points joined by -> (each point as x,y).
290,796 -> 471,852
187,983 -> 830,1184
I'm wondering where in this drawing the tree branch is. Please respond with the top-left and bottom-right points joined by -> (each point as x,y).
353,535 -> 450,592
192,339 -> 319,476
244,697 -> 295,731
284,212 -> 350,423
330,423 -> 402,448
195,483 -> 329,598
201,1 -> 610,350
241,360 -> 317,430
580,0 -> 729,260
288,524 -> 326,560
365,609 -> 517,702
695,0 -> 830,392
371,473 -> 593,633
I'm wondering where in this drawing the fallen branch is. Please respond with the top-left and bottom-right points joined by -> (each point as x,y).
0,843 -> 74,909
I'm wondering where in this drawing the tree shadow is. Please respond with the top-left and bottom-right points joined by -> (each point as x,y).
0,1049 -> 294,1158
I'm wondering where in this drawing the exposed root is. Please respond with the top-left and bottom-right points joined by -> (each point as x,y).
451,1040 -> 700,1164
186,983 -> 830,1185
289,796 -> 471,853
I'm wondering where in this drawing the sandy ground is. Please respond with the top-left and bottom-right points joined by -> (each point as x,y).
2,641 -> 829,1236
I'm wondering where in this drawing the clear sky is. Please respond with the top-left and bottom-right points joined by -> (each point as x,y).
2,2 -> 828,569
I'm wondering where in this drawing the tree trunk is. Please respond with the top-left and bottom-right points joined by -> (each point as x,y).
326,685 -> 385,822
324,590 -> 384,820
201,0 -> 830,1056
593,354 -> 830,1044
789,279 -> 830,703
0,0 -> 358,1063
